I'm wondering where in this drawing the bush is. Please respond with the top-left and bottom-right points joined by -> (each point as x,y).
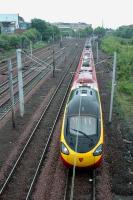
0,28 -> 41,50
20,35 -> 29,49
101,36 -> 121,54
23,28 -> 40,43
0,34 -> 10,50
119,80 -> 133,96
115,25 -> 133,39
8,34 -> 21,48
33,41 -> 47,49
101,36 -> 133,98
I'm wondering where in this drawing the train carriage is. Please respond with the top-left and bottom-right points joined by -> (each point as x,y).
60,41 -> 104,168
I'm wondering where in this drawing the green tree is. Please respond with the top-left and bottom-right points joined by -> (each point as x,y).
31,18 -> 49,41
0,34 -> 10,50
20,35 -> 29,49
84,26 -> 93,36
94,27 -> 106,38
52,25 -> 60,40
8,34 -> 21,48
76,26 -> 93,38
23,28 -> 40,43
115,25 -> 133,38
31,18 -> 60,41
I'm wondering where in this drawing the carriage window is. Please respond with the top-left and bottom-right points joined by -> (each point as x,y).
69,116 -> 97,136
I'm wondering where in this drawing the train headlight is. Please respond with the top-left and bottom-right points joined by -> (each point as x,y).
61,143 -> 69,155
93,144 -> 103,156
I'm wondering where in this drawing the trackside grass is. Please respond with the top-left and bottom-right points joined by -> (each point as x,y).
101,36 -> 133,131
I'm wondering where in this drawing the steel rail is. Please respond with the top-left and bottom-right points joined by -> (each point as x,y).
0,43 -> 58,72
92,169 -> 96,200
63,170 -> 70,200
0,47 -> 80,197
0,67 -> 50,120
0,69 -> 35,96
0,47 -> 66,119
0,46 -> 64,89
26,63 -> 76,200
64,170 -> 96,200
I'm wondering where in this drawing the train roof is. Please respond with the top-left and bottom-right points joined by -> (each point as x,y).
67,87 -> 100,117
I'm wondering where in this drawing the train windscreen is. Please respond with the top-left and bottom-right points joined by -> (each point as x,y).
69,115 -> 97,136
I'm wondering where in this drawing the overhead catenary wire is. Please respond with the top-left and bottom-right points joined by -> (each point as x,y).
22,50 -> 53,70
22,48 -> 65,71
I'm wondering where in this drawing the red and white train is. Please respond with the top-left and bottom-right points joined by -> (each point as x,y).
60,40 -> 104,168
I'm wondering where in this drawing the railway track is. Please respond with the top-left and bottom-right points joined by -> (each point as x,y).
0,49 -> 47,76
0,39 -> 73,95
0,42 -> 70,120
0,39 -> 70,76
64,169 -> 96,200
0,46 -> 64,96
0,67 -> 50,120
0,44 -> 59,89
0,43 -> 58,74
0,45 -> 82,200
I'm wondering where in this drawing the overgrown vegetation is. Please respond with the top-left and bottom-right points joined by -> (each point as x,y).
114,25 -> 133,39
93,26 -> 106,38
101,29 -> 133,129
0,13 -> 107,51
101,35 -> 133,97
0,18 -> 62,52
0,17 -> 107,60
0,28 -> 41,51
0,18 -> 61,60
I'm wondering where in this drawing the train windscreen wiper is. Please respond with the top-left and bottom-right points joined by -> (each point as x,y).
71,128 -> 90,139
